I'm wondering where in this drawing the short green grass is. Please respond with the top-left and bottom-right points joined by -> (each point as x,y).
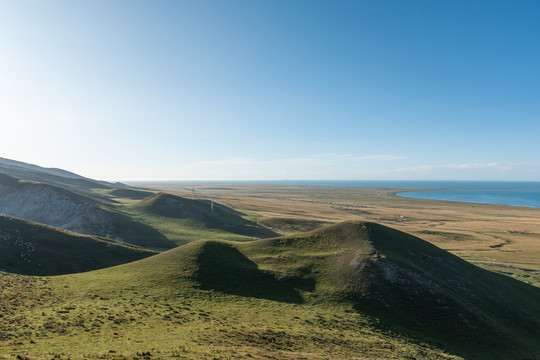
0,271 -> 459,359
257,217 -> 332,235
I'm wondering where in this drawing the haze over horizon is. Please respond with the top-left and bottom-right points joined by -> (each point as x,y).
1,1 -> 539,181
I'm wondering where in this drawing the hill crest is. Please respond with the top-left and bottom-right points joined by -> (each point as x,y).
0,157 -> 123,192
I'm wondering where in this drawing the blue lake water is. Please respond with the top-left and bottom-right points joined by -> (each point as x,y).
397,189 -> 540,208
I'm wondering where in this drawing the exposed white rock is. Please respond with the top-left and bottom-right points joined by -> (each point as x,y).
0,183 -> 113,237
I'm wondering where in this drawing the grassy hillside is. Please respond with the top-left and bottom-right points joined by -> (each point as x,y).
1,221 -> 538,359
0,173 -> 175,250
0,214 -> 157,275
0,157 -> 119,193
0,173 -> 278,250
241,221 -> 540,359
125,192 -> 279,245
258,216 -> 332,235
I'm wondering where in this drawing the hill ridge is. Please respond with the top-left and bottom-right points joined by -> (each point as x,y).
0,157 -> 123,191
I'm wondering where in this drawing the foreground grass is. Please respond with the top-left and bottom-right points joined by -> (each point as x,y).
0,225 -> 472,360
3,221 -> 539,359
0,273 -> 458,360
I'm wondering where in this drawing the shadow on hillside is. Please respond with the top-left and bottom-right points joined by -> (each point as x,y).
349,258 -> 540,360
198,199 -> 246,216
195,242 -> 313,303
111,213 -> 177,250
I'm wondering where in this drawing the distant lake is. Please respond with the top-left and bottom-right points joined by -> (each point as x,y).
397,189 -> 540,208
148,180 -> 540,189
143,180 -> 540,208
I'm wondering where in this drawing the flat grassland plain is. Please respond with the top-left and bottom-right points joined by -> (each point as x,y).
137,183 -> 540,286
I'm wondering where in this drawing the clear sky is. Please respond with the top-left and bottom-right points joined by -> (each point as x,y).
1,0 -> 539,181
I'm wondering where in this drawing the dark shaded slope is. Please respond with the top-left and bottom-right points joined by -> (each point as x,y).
0,214 -> 157,275
342,223 -> 540,359
195,241 -> 310,303
136,192 -> 278,239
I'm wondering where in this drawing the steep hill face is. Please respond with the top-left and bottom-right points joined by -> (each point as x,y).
0,214 -> 156,275
0,174 -> 174,249
232,222 -> 540,359
0,173 -> 112,235
135,192 -> 278,239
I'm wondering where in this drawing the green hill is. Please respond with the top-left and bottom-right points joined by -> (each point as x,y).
2,221 -> 538,359
240,221 -> 540,359
131,192 -> 279,243
0,214 -> 157,275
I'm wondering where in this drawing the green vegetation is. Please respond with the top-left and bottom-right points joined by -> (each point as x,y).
122,192 -> 278,246
257,217 -> 332,235
1,221 -> 538,359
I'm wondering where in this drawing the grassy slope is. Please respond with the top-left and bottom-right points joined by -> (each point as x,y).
0,214 -> 157,276
241,222 -> 540,359
257,217 -> 333,235
123,192 -> 279,246
1,221 -> 538,359
0,158 -> 115,193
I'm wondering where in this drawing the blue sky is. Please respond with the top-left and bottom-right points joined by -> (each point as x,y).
1,0 -> 539,181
